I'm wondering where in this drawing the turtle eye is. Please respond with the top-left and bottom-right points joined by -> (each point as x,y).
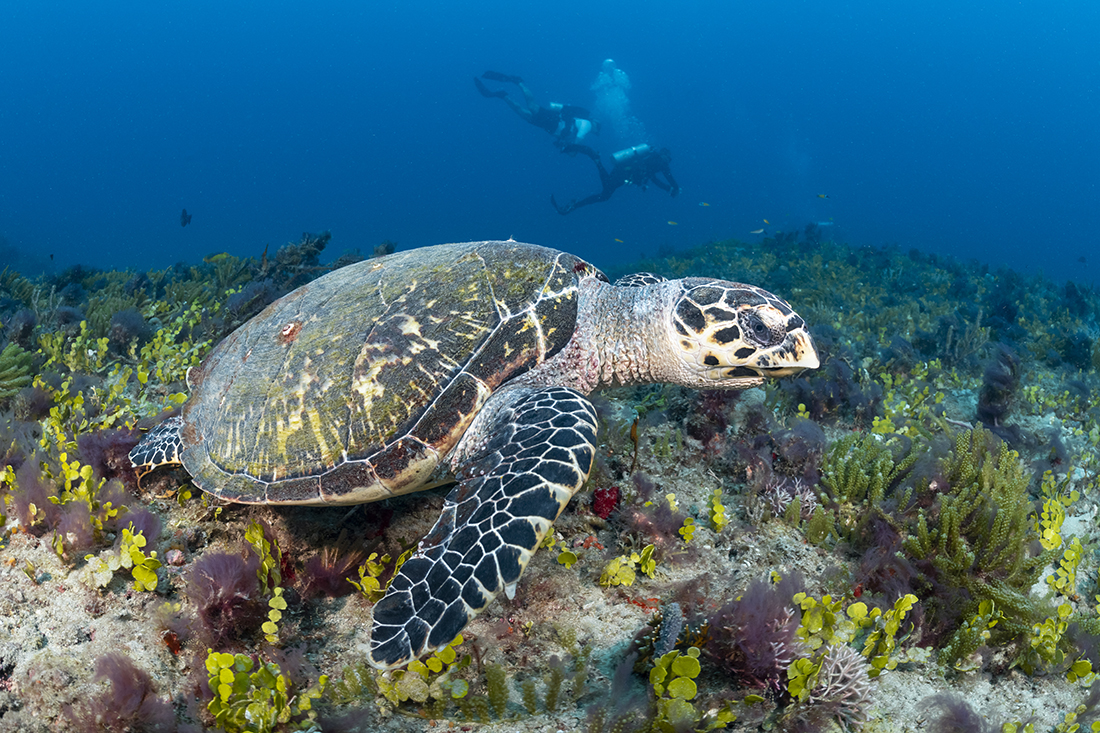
743,312 -> 775,346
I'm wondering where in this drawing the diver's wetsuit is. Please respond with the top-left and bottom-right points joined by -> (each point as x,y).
551,144 -> 680,215
529,106 -> 563,135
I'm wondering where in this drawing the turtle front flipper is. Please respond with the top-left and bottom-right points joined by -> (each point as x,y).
614,272 -> 667,287
129,415 -> 185,479
367,386 -> 598,670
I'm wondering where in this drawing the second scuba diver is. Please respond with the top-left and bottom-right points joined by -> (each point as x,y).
551,143 -> 680,215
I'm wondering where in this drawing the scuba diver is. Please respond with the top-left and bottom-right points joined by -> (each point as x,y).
474,71 -> 598,149
551,143 -> 680,215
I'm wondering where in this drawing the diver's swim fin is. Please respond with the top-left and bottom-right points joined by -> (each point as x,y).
550,195 -> 572,216
560,143 -> 600,162
482,71 -> 523,84
474,77 -> 508,98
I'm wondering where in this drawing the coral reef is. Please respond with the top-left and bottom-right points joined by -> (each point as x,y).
784,643 -> 875,732
903,426 -> 1055,648
977,342 -> 1021,441
704,573 -> 806,688
922,693 -> 997,733
1,229 -> 1100,731
265,230 -> 332,289
185,551 -> 266,649
64,653 -> 177,733
0,342 -> 33,402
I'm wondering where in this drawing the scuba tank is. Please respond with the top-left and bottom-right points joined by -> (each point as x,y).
612,144 -> 651,165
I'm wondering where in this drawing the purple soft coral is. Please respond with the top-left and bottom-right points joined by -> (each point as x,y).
65,653 -> 176,733
185,551 -> 265,648
705,573 -> 806,688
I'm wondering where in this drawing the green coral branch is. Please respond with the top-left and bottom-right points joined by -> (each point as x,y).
0,342 -> 32,401
903,427 -> 1055,645
819,432 -> 918,509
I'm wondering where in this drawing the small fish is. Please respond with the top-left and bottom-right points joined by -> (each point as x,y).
763,219 -> 770,224
1079,256 -> 1088,264
816,194 -> 829,199
203,252 -> 230,263
180,208 -> 192,227
49,254 -> 54,261
698,202 -> 710,207
667,221 -> 678,226
750,228 -> 765,235
615,238 -> 623,243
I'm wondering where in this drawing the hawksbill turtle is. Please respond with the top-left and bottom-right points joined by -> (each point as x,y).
129,240 -> 819,670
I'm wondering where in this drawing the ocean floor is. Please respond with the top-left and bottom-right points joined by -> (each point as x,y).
1,232 -> 1099,732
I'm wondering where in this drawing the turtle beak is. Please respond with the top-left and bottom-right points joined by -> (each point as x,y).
700,326 -> 818,383
760,328 -> 819,376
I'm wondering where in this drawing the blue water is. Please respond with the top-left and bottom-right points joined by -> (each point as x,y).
2,1 -> 1098,285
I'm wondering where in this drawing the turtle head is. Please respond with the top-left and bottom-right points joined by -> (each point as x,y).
666,278 -> 819,389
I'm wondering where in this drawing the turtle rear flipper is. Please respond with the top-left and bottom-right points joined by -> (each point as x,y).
367,386 -> 598,670
129,415 -> 185,478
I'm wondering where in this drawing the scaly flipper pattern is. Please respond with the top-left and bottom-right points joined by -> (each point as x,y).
129,416 -> 184,479
367,386 -> 598,669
